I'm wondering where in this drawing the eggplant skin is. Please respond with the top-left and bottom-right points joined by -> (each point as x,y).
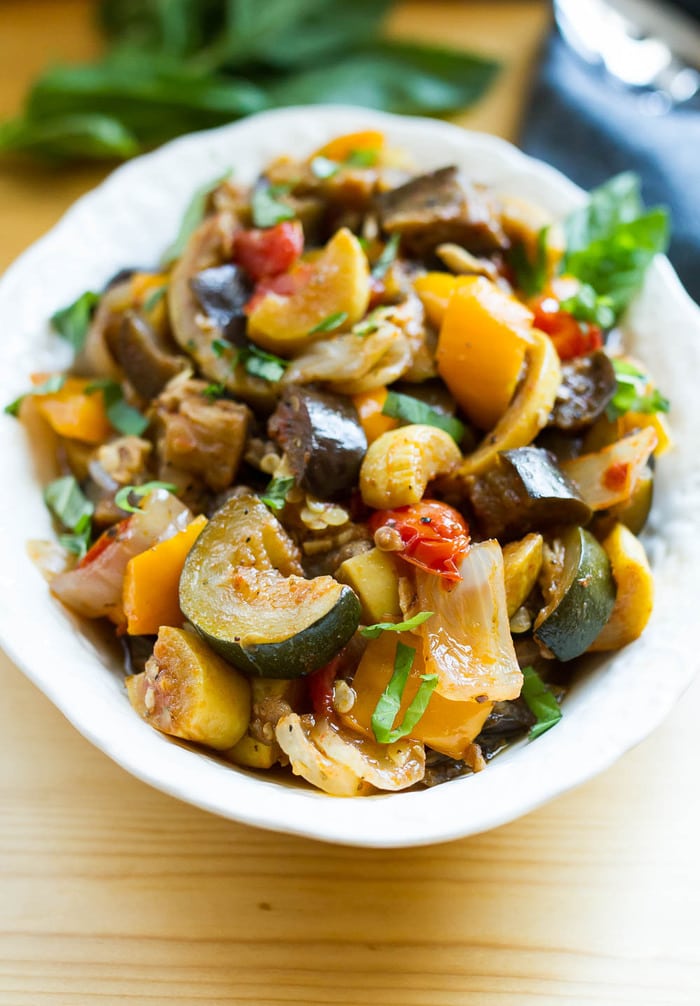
269,386 -> 367,500
549,351 -> 617,433
466,446 -> 591,541
190,263 -> 252,345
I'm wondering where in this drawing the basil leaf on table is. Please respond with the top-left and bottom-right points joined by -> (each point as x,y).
0,113 -> 139,160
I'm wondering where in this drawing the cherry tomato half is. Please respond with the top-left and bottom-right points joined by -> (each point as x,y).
532,295 -> 603,361
369,500 -> 470,582
234,220 -> 304,282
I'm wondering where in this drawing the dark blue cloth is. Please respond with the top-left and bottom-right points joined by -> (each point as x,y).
520,28 -> 700,303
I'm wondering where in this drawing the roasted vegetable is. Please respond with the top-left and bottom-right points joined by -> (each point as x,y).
126,626 -> 251,750
190,263 -> 252,344
376,166 -> 508,257
457,329 -> 562,479
368,500 -> 470,582
561,426 -> 657,511
247,228 -> 370,355
123,514 -> 207,636
33,375 -> 112,444
502,533 -> 544,617
436,276 -> 533,430
109,312 -> 186,400
179,495 -> 361,678
548,350 -> 617,432
466,446 -> 591,541
335,547 -> 401,624
588,523 -> 654,651
268,386 -> 367,500
534,527 -> 616,661
351,386 -> 399,444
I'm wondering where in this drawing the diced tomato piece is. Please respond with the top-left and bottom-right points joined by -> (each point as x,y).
532,295 -> 603,361
234,220 -> 304,282
369,500 -> 470,582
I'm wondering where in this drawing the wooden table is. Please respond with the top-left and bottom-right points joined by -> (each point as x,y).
1,3 -> 699,1003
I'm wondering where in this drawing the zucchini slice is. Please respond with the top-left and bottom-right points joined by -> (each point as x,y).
179,495 -> 361,678
534,526 -> 616,661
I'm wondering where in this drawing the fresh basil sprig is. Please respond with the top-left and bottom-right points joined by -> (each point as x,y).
509,226 -> 549,298
251,184 -> 295,229
372,233 -> 400,279
114,480 -> 178,514
371,640 -> 438,744
382,390 -> 465,444
520,665 -> 562,740
309,311 -> 348,335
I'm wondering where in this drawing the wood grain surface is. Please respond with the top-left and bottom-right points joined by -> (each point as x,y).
1,3 -> 699,1004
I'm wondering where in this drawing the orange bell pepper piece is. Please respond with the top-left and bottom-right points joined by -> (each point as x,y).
413,272 -> 458,329
352,387 -> 399,444
340,633 -> 493,761
32,374 -> 112,445
123,514 -> 207,636
313,130 -> 385,163
436,276 -> 535,431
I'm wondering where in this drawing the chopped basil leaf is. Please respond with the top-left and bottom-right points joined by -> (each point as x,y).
352,309 -> 383,337
309,311 -> 348,334
50,291 -> 100,353
310,156 -> 340,180
520,665 -> 562,740
114,480 -> 178,514
508,226 -> 549,297
4,374 -> 66,417
382,390 -> 465,443
202,382 -> 226,400
260,475 -> 295,512
251,183 -> 295,228
162,171 -> 231,264
143,286 -> 167,312
344,148 -> 379,167
211,337 -> 231,357
85,378 -> 149,436
372,233 -> 400,279
44,476 -> 94,534
606,359 -> 670,420
59,527 -> 92,559
361,610 -> 434,640
559,283 -> 615,329
562,174 -> 669,320
371,640 -> 438,744
240,345 -> 287,383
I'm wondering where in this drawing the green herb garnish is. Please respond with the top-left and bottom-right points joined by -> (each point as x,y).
161,170 -> 231,264
44,475 -> 94,559
370,640 -> 438,744
606,359 -> 670,420
520,665 -> 562,740
310,156 -> 340,180
212,337 -> 232,357
50,291 -> 100,353
251,183 -> 295,229
260,475 -> 295,512
562,174 -> 669,321
202,382 -> 226,400
352,310 -> 383,337
382,390 -> 465,443
361,610 -> 434,640
508,226 -> 549,297
344,148 -> 379,167
559,283 -> 615,330
371,233 -> 400,280
239,345 -> 287,383
85,378 -> 149,436
309,311 -> 348,334
114,480 -> 178,514
4,374 -> 66,417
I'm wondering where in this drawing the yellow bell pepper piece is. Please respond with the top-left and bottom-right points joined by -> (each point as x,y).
351,387 -> 399,444
313,130 -> 385,162
413,272 -> 458,329
588,523 -> 654,651
340,633 -> 493,761
620,410 -> 673,457
436,276 -> 535,431
123,514 -> 207,635
33,374 -> 112,445
130,271 -> 169,332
